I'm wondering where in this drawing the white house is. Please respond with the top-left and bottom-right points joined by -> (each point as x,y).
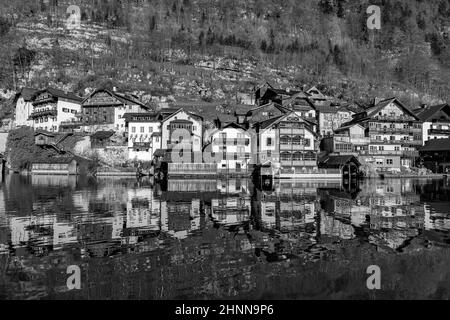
160,108 -> 203,152
14,87 -> 39,127
125,113 -> 161,161
209,122 -> 253,172
30,88 -> 82,132
415,104 -> 450,144
255,111 -> 318,171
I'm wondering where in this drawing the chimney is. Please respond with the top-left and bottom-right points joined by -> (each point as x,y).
373,97 -> 382,107
113,87 -> 117,92
421,103 -> 428,109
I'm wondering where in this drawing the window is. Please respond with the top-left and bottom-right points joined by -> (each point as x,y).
266,137 -> 272,146
304,139 -> 310,147
156,137 -> 160,142
386,159 -> 393,165
140,127 -> 144,133
132,127 -> 136,133
378,146 -> 384,151
193,126 -> 197,131
149,127 -> 153,133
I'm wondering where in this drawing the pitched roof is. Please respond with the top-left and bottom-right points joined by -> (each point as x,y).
32,157 -> 77,164
319,155 -> 361,167
346,98 -> 418,126
420,138 -> 450,152
82,89 -> 147,108
258,115 -> 284,130
34,130 -> 57,137
221,122 -> 247,130
33,88 -> 82,103
18,87 -> 39,102
123,112 -> 159,122
415,104 -> 450,122
90,131 -> 115,140
334,123 -> 365,133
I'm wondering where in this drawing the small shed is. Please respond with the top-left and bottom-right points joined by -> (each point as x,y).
31,157 -> 79,175
90,131 -> 115,148
34,131 -> 57,146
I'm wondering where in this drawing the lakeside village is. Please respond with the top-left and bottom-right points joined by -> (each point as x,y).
1,82 -> 450,185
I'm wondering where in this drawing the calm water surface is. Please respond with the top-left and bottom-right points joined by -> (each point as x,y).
0,175 -> 449,299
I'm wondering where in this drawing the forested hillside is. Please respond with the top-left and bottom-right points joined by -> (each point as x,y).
0,0 -> 449,117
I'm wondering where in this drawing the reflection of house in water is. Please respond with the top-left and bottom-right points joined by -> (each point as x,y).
125,189 -> 160,236
209,179 -> 251,227
10,215 -> 56,253
156,180 -> 205,239
320,179 -> 426,250
160,199 -> 201,239
253,181 -> 319,234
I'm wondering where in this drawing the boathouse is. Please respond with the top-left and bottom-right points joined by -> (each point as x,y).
419,138 -> 450,173
31,157 -> 79,175
318,155 -> 361,179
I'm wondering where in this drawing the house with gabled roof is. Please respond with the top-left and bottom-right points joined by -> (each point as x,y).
253,111 -> 318,173
415,103 -> 450,144
30,87 -> 82,132
316,103 -> 356,137
342,97 -> 422,172
77,88 -> 150,133
207,122 -> 253,173
160,108 -> 203,152
14,87 -> 39,128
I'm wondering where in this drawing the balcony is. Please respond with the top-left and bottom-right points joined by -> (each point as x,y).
30,108 -> 57,119
280,143 -> 311,151
373,115 -> 418,122
370,138 -> 422,145
334,135 -> 370,145
428,128 -> 450,135
281,160 -> 317,167
359,150 -> 419,157
279,128 -> 306,135
370,127 -> 422,134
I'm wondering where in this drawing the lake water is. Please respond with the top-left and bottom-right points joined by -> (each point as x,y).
0,175 -> 449,300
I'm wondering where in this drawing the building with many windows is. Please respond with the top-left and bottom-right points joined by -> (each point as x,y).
342,98 -> 422,172
68,88 -> 150,133
125,113 -> 161,161
254,111 -> 318,173
208,122 -> 252,173
30,88 -> 82,132
415,103 -> 450,144
160,108 -> 203,152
